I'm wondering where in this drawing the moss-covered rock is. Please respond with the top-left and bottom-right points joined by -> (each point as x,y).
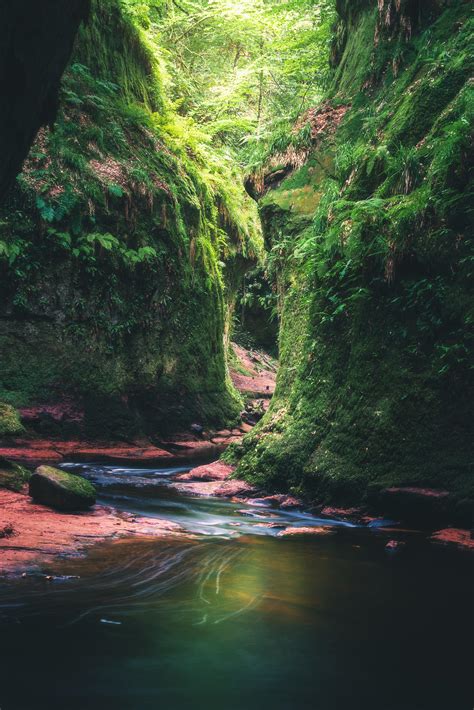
0,402 -> 24,436
29,465 -> 96,510
236,0 -> 473,513
0,457 -> 31,492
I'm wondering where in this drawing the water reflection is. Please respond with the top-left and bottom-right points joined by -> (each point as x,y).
0,464 -> 471,710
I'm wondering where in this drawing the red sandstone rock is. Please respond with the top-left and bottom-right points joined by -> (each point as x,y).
230,343 -> 276,398
321,506 -> 362,520
0,440 -> 176,466
158,440 -> 224,459
174,461 -> 235,482
210,435 -> 242,446
385,487 -> 450,499
19,402 -> 83,423
245,494 -> 303,509
0,490 -> 186,573
0,439 -> 225,467
277,526 -> 336,537
170,479 -> 255,498
280,495 -> 304,509
230,373 -> 275,397
71,445 -> 172,462
238,422 -> 254,434
0,393 -> 264,471
0,446 -> 63,464
11,439 -> 63,450
430,528 -> 474,552
206,480 -> 256,497
213,429 -> 233,437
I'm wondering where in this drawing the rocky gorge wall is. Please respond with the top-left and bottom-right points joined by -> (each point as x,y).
0,0 -> 259,438
234,0 -> 473,519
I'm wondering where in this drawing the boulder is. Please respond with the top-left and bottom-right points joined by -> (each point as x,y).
321,506 -> 362,521
171,478 -> 255,498
29,465 -> 96,511
174,461 -> 234,482
430,528 -> 474,552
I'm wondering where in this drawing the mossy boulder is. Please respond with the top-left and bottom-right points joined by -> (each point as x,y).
29,465 -> 96,511
0,457 -> 31,492
0,402 -> 24,436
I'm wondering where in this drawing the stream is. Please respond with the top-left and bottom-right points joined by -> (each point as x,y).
0,462 -> 471,710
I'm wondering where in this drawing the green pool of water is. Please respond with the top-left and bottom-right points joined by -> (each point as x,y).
0,464 -> 471,710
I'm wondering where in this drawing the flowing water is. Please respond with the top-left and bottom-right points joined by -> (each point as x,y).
0,463 -> 471,710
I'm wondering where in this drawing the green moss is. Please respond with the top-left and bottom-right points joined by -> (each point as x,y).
34,465 -> 96,499
0,403 -> 24,436
0,458 -> 31,492
264,157 -> 332,217
331,5 -> 377,98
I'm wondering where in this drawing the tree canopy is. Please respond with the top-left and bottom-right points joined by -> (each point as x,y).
121,0 -> 336,160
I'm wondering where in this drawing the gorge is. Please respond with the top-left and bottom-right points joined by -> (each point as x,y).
0,1 -> 472,708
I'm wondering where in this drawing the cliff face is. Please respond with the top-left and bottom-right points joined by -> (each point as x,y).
0,0 -> 259,437
235,0 -> 473,513
0,0 -> 90,199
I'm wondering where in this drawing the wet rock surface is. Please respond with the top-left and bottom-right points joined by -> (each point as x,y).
29,465 -> 96,511
0,438 -> 238,468
277,526 -> 336,538
320,506 -> 363,521
0,489 -> 185,574
229,343 -> 277,398
171,478 -> 256,498
174,461 -> 235,482
430,528 -> 474,552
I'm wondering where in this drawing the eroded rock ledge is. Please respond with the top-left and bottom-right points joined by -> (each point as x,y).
0,489 -> 186,574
